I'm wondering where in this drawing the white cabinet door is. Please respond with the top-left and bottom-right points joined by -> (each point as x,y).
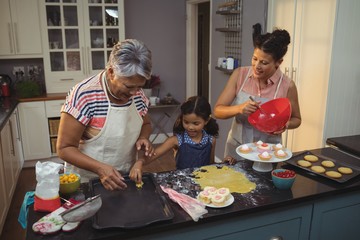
0,0 -> 42,57
0,121 -> 15,203
9,108 -> 23,177
0,141 -> 8,234
18,102 -> 51,160
267,0 -> 336,151
39,0 -> 125,93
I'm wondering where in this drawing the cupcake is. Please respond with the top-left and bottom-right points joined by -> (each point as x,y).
258,151 -> 272,161
211,194 -> 226,206
239,144 -> 252,154
257,143 -> 271,153
198,190 -> 212,204
273,143 -> 284,151
254,140 -> 264,147
216,187 -> 230,200
203,186 -> 217,195
274,149 -> 288,159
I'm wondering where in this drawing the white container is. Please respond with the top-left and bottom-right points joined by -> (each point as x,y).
226,57 -> 234,70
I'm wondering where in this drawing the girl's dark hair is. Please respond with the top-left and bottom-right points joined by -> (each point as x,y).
173,96 -> 219,137
252,23 -> 291,61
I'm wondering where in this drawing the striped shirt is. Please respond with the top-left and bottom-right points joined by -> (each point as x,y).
61,72 -> 149,130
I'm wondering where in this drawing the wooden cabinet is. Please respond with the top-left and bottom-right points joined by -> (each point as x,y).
310,191 -> 360,240
0,144 -> 7,234
0,107 -> 23,233
18,100 -> 63,160
39,0 -> 125,93
18,102 -> 51,160
267,0 -> 337,151
45,100 -> 64,154
0,0 -> 42,58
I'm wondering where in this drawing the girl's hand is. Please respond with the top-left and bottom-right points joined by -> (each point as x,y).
136,137 -> 155,157
129,160 -> 143,183
97,164 -> 127,191
222,156 -> 236,165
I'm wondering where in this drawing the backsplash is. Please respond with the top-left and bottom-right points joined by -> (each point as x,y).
0,58 -> 46,96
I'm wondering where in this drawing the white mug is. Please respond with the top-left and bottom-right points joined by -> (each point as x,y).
149,96 -> 159,106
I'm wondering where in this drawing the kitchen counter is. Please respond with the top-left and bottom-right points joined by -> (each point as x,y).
0,96 -> 19,130
25,144 -> 360,240
0,93 -> 66,131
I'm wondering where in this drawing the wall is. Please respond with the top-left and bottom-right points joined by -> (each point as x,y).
124,0 -> 187,103
323,0 -> 360,140
210,0 -> 268,158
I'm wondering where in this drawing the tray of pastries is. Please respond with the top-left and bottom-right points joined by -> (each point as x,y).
286,150 -> 360,183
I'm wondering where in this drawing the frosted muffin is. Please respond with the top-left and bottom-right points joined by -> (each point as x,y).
258,151 -> 272,161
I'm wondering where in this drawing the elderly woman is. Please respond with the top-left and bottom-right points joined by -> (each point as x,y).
214,23 -> 302,157
57,39 -> 154,191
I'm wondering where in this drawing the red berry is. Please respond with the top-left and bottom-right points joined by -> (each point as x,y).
274,170 -> 295,178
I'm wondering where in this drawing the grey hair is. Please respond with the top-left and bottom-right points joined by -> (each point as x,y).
106,39 -> 152,79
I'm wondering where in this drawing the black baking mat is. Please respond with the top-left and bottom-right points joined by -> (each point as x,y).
286,151 -> 360,183
89,173 -> 174,229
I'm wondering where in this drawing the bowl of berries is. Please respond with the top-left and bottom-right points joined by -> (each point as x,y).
271,169 -> 296,190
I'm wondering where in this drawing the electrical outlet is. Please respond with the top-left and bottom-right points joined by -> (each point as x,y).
13,66 -> 25,76
28,65 -> 39,75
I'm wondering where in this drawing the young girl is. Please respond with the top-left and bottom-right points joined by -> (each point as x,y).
148,96 -> 220,169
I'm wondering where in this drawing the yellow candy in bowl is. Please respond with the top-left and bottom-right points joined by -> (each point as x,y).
59,173 -> 81,195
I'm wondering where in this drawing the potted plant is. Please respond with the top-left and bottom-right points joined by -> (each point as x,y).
143,74 -> 160,98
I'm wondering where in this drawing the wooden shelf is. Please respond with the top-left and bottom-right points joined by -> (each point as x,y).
216,10 -> 240,15
215,66 -> 234,74
215,27 -> 241,32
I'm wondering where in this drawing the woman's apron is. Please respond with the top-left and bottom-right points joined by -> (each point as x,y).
224,68 -> 284,157
65,74 -> 143,182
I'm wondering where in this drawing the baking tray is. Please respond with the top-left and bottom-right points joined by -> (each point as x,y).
286,150 -> 360,183
89,173 -> 174,229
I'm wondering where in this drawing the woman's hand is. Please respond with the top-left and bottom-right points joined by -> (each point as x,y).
129,160 -> 143,183
136,137 -> 155,157
97,164 -> 127,191
222,156 -> 237,165
241,100 -> 259,116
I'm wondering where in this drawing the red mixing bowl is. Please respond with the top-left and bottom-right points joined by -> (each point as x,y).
248,98 -> 291,133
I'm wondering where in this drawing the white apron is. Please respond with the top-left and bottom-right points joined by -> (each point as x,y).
224,68 -> 284,157
65,74 -> 143,182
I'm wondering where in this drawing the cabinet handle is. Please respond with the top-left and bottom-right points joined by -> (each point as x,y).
9,121 -> 15,156
14,111 -> 22,141
87,46 -> 91,75
14,22 -> 19,53
284,67 -> 290,77
269,237 -> 283,240
292,67 -> 297,83
8,23 -> 14,53
82,47 -> 87,75
60,78 -> 74,81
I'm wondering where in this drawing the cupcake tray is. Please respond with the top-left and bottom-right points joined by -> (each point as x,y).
286,151 -> 360,183
89,173 -> 174,229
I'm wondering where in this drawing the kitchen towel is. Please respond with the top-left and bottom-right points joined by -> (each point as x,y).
18,191 -> 35,228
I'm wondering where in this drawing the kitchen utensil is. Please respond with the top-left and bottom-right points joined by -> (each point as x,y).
60,194 -> 102,222
248,98 -> 291,133
249,96 -> 269,115
286,150 -> 360,183
0,74 -> 12,97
